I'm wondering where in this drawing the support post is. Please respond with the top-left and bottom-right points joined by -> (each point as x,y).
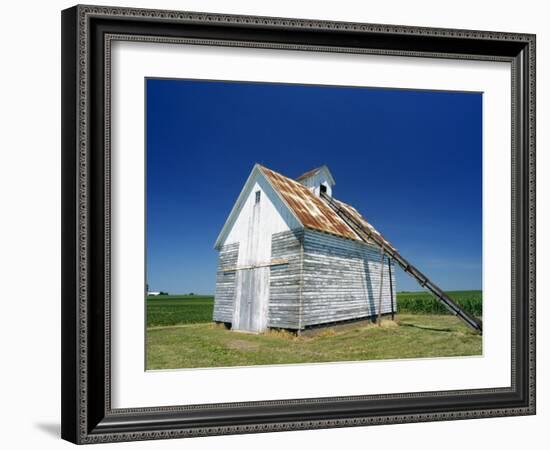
388,258 -> 395,321
377,247 -> 385,326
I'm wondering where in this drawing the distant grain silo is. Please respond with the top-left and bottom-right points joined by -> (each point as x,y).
212,164 -> 397,333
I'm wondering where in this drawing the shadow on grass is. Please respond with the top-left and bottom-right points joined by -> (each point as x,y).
399,323 -> 454,333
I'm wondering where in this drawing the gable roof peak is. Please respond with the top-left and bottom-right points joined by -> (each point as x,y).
215,163 -> 395,252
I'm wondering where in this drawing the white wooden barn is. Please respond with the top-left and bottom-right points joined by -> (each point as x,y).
213,164 -> 397,333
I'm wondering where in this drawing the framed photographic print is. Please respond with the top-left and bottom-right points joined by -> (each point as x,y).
61,4 -> 536,444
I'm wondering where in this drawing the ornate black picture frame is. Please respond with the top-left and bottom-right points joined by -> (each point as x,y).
61,4 -> 536,444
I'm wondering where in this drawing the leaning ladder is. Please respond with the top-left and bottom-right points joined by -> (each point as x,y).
320,192 -> 483,334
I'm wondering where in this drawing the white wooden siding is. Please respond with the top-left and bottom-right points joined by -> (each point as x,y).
219,172 -> 300,332
222,173 -> 300,266
214,229 -> 397,330
267,229 -> 303,329
213,243 -> 239,323
301,230 -> 396,327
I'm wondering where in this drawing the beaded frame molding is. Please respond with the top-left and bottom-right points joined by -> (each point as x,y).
61,4 -> 536,444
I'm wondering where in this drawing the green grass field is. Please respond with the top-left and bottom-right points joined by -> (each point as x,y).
146,291 -> 482,369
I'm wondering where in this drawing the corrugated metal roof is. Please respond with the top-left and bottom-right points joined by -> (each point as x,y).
334,199 -> 396,252
296,166 -> 323,181
260,165 -> 395,251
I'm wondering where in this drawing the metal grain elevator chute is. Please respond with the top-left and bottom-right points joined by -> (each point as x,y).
320,191 -> 483,334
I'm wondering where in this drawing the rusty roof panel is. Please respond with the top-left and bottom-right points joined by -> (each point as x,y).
260,165 -> 395,251
260,166 -> 357,240
295,166 -> 323,181
334,199 -> 396,252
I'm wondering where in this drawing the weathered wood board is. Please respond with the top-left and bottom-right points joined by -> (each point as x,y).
213,228 -> 396,332
213,242 -> 239,323
267,230 -> 304,329
301,229 -> 396,327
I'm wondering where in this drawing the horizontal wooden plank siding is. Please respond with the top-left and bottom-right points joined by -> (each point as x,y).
216,229 -> 397,330
267,229 -> 304,329
213,243 -> 239,323
302,229 -> 396,327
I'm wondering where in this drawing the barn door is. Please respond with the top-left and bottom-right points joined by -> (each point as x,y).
231,187 -> 270,332
233,266 -> 269,332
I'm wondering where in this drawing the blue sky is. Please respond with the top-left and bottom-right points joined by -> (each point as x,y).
146,78 -> 482,294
